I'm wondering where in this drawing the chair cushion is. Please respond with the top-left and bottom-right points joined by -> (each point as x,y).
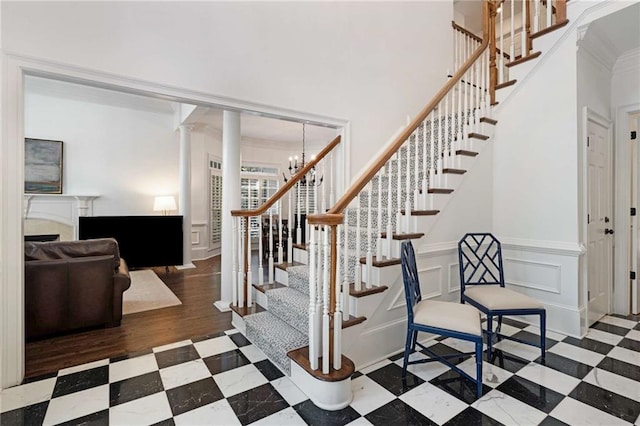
464,286 -> 544,310
413,300 -> 481,337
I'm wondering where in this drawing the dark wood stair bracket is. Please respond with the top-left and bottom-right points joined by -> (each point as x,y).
230,303 -> 266,318
530,19 -> 569,40
480,117 -> 498,126
335,315 -> 366,330
428,188 -> 454,194
288,346 -> 355,382
496,79 -> 517,90
441,168 -> 467,175
400,209 -> 440,216
506,51 -> 542,68
349,283 -> 389,298
359,256 -> 401,267
379,232 -> 425,240
253,283 -> 286,293
275,261 -> 305,271
456,149 -> 479,157
468,132 -> 490,141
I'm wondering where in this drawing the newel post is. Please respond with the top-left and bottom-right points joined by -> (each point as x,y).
488,0 -> 498,106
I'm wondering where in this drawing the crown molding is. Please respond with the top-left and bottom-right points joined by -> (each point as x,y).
577,23 -> 619,72
613,47 -> 640,74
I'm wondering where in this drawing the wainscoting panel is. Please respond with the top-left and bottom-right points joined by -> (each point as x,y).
504,257 -> 562,294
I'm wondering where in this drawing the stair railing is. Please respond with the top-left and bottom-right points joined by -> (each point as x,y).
307,0 -> 494,375
230,135 -> 341,310
494,0 -> 567,87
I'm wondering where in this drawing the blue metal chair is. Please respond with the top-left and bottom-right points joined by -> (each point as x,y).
400,241 -> 484,398
458,233 -> 546,359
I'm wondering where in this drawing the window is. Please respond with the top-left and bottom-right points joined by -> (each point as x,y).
209,157 -> 222,247
240,164 -> 279,238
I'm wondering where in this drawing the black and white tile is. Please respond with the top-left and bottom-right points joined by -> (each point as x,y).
2,316 -> 640,425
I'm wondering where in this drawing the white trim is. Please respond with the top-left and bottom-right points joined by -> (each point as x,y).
0,52 -> 350,389
416,240 -> 458,257
613,47 -> 640,75
500,237 -> 585,257
613,103 -> 640,314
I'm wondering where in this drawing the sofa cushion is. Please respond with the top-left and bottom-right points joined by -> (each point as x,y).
25,238 -> 121,270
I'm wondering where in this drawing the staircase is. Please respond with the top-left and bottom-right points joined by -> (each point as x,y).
229,0 -> 570,410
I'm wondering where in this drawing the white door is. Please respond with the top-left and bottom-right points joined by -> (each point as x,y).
587,113 -> 613,326
631,113 -> 640,314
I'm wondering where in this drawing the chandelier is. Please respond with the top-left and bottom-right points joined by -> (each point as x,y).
283,123 -> 322,186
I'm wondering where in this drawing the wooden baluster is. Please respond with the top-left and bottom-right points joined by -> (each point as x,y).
238,217 -> 245,307
546,0 -> 552,29
321,157 -> 326,213
510,0 -> 515,59
308,219 -> 318,370
527,0 -> 533,54
287,191 -> 293,263
429,110 -> 435,209
330,151 -> 335,207
533,0 -> 539,32
322,226 -> 330,374
257,184 -> 264,286
305,181 -> 310,245
413,128 -> 420,227
405,127 -> 411,233
556,0 -> 566,25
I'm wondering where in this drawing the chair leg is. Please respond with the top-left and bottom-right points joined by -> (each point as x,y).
475,340 -> 483,398
411,330 -> 418,352
486,315 -> 494,358
402,328 -> 413,378
540,311 -> 546,360
497,315 -> 503,341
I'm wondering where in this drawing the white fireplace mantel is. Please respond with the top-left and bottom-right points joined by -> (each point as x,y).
23,194 -> 100,239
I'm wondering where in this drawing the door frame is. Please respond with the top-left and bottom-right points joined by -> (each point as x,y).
582,106 -> 613,329
613,103 -> 640,314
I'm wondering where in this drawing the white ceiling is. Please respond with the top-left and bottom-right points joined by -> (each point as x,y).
25,76 -> 339,147
589,2 -> 640,57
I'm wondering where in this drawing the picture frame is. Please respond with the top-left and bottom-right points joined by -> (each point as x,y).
25,138 -> 63,194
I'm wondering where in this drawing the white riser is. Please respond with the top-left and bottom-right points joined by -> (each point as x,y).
293,247 -> 308,264
496,84 -> 516,105
275,267 -> 288,285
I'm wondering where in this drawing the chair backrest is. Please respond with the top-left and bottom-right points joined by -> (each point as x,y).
401,241 -> 421,323
458,233 -> 505,293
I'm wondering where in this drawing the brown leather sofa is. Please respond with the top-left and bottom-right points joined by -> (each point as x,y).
24,238 -> 131,340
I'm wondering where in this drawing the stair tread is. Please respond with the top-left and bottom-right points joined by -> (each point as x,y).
456,150 -> 478,157
359,256 -> 401,267
292,243 -> 307,251
400,209 -> 440,216
231,303 -> 266,317
496,79 -> 517,90
428,188 -> 454,194
288,346 -> 355,382
441,168 -> 467,175
275,261 -> 305,271
480,117 -> 498,125
530,19 -> 569,40
468,132 -> 489,140
379,232 -> 424,240
506,51 -> 541,68
349,283 -> 389,298
253,283 -> 286,293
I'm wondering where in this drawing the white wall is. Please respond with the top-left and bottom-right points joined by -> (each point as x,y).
2,1 -> 453,180
612,49 -> 640,108
24,78 -> 178,216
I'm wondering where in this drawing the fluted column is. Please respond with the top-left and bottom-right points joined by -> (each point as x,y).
178,124 -> 195,269
216,110 -> 241,312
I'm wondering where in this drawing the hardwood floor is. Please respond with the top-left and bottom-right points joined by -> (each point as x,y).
25,256 -> 232,379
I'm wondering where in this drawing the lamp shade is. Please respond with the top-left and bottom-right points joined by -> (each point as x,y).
153,195 -> 177,212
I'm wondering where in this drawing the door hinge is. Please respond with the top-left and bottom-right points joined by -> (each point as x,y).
632,207 -> 637,217
632,131 -> 637,140
588,290 -> 591,299
587,214 -> 590,224
631,271 -> 636,280
587,136 -> 590,147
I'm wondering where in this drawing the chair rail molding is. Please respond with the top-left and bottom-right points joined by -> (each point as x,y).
500,237 -> 585,257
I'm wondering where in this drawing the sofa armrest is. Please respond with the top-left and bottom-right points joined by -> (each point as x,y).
114,258 -> 131,293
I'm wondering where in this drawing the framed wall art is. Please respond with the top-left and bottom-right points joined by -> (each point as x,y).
25,138 -> 63,194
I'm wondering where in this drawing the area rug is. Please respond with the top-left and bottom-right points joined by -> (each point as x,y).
124,270 -> 182,315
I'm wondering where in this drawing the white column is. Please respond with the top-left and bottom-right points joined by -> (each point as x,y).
177,124 -> 196,270
216,110 -> 241,312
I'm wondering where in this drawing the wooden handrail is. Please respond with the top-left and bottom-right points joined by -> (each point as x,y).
310,1 -> 491,219
231,135 -> 341,217
452,21 -> 482,44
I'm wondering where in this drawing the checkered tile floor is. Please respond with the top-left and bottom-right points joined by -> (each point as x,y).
2,314 -> 639,425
